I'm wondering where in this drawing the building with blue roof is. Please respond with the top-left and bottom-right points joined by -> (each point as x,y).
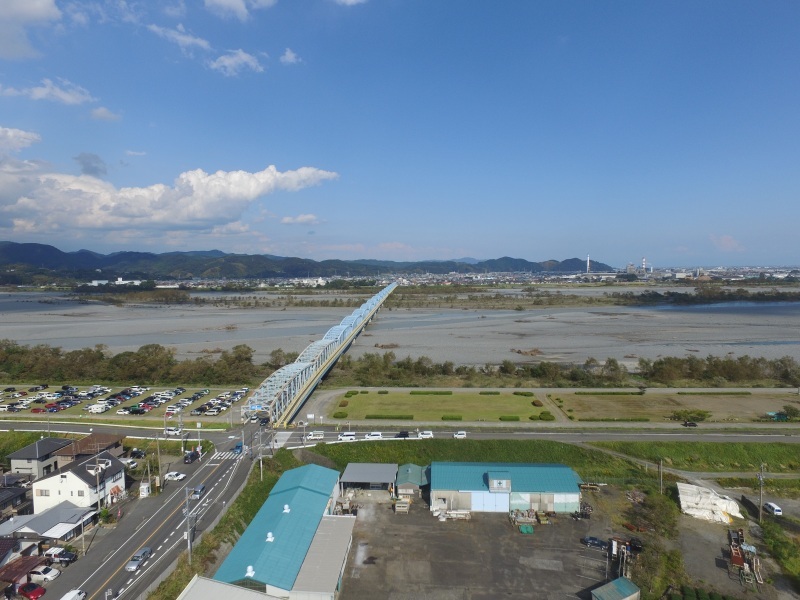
213,464 -> 355,599
429,462 -> 582,513
591,576 -> 640,600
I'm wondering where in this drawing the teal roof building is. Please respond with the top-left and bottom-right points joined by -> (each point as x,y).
430,462 -> 582,513
214,464 -> 348,596
591,576 -> 641,600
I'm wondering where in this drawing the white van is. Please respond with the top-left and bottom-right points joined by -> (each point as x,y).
88,404 -> 109,414
337,432 -> 356,442
764,502 -> 783,516
58,591 -> 87,600
364,432 -> 383,440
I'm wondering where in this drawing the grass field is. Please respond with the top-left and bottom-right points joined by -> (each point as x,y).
555,391 -> 795,422
591,441 -> 800,472
327,390 -> 546,421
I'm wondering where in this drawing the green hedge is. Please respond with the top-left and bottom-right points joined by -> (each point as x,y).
441,415 -> 462,421
574,391 -> 645,396
513,391 -> 534,397
360,390 -> 369,394
677,391 -> 751,395
479,391 -> 500,395
365,414 -> 413,420
581,417 -> 650,422
332,411 -> 348,419
539,411 -> 556,421
528,415 -> 539,421
499,415 -> 520,421
338,400 -> 349,407
378,390 -> 388,394
410,390 -> 453,396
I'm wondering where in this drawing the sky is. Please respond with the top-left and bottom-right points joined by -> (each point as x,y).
1,1 -> 799,269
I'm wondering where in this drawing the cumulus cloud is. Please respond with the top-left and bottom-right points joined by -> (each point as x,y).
0,0 -> 62,59
148,23 -> 211,54
73,153 -> 107,177
1,164 -> 338,236
91,107 -> 121,121
281,214 -> 319,225
710,234 -> 745,253
280,48 -> 301,65
0,126 -> 41,154
209,49 -> 263,76
204,0 -> 276,21
0,78 -> 95,105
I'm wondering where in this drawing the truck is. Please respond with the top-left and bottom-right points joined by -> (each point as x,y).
44,547 -> 78,566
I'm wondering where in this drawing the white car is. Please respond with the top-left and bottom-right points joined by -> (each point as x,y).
364,432 -> 383,440
119,458 -> 138,469
116,408 -> 130,415
453,431 -> 467,439
164,471 -> 186,481
418,430 -> 434,439
29,565 -> 61,582
164,427 -> 183,436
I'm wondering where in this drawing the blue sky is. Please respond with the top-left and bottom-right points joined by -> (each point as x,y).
1,1 -> 798,268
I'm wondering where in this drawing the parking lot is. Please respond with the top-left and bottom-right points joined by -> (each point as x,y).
340,492 -> 613,600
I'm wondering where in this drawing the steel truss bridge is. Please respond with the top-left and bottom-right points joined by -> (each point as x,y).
242,282 -> 397,427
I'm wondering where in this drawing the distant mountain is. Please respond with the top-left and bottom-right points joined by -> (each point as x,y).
0,241 -> 615,280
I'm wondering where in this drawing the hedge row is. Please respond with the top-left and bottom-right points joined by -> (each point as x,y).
441,415 -> 462,421
499,415 -> 520,421
333,411 -> 348,419
377,390 -> 388,394
410,390 -> 453,396
479,391 -> 500,395
581,417 -> 651,422
676,391 -> 751,396
513,391 -> 534,397
574,391 -> 645,396
365,414 -> 413,420
539,411 -> 555,421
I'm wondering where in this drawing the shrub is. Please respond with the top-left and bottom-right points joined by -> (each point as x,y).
539,411 -> 555,421
499,415 -> 520,421
441,415 -> 462,421
360,390 -> 369,394
696,589 -> 710,600
479,391 -> 500,395
365,414 -> 413,420
338,400 -> 349,407
513,391 -> 534,397
332,411 -> 348,419
531,399 -> 544,407
378,390 -> 388,394
528,415 -> 539,420
410,390 -> 452,396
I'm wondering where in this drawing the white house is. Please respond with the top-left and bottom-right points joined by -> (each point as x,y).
7,438 -> 73,481
32,452 -> 125,513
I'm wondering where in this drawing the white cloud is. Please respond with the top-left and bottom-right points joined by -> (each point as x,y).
710,234 -> 745,253
281,214 -> 319,225
0,78 -> 95,105
163,1 -> 187,19
0,126 -> 41,154
209,49 -> 263,77
334,0 -> 369,5
204,0 -> 276,21
91,106 -> 121,121
148,23 -> 211,54
0,163 -> 338,236
0,0 -> 61,59
280,48 -> 301,65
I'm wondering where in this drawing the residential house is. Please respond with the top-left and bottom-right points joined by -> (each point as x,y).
7,438 -> 72,481
32,452 -> 125,513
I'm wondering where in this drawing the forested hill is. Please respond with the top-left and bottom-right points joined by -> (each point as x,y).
0,241 -> 614,281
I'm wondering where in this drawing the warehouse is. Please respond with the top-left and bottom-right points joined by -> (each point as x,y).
395,463 -> 429,498
339,463 -> 398,493
429,462 -> 582,513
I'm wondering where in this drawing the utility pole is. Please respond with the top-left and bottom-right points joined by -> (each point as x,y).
759,464 -> 766,524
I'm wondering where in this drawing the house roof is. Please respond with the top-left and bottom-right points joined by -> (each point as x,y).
214,464 -> 340,592
0,487 -> 26,506
7,438 -> 72,460
53,433 -> 124,458
176,575 -> 271,600
591,576 -> 640,600
396,464 -> 429,488
292,515 -> 357,594
430,462 -> 582,494
0,555 -> 45,584
340,463 -> 398,485
38,451 -> 124,487
0,501 -> 94,537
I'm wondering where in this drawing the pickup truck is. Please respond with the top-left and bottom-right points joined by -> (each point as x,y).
44,547 -> 78,566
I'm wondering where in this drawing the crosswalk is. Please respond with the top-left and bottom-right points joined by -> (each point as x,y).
211,451 -> 242,460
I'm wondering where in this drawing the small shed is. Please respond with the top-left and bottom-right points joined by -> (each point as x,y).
340,463 -> 398,492
396,464 -> 429,497
591,576 -> 640,600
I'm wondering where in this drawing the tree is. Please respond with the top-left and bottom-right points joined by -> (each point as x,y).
782,404 -> 800,420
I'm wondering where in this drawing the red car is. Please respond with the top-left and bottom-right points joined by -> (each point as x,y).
30,408 -> 46,413
19,582 -> 46,599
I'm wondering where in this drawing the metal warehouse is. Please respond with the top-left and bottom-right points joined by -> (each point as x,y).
429,462 -> 582,513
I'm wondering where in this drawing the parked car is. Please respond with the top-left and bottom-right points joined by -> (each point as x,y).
418,430 -> 434,439
119,458 -> 138,469
581,536 -> 608,551
683,421 -> 698,427
163,471 -> 186,481
44,547 -> 78,565
453,431 -> 467,439
628,537 -> 644,552
19,583 -> 47,600
29,564 -> 61,582
130,449 -> 146,459
125,547 -> 152,572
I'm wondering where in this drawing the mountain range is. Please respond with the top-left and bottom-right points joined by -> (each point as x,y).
0,241 -> 615,281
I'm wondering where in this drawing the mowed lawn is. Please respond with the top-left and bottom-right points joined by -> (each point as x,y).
330,391 -> 544,421
556,391 -> 792,422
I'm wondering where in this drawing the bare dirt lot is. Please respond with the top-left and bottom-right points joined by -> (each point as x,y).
340,491 -> 611,600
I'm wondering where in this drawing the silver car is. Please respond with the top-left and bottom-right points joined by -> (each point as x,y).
124,547 -> 152,572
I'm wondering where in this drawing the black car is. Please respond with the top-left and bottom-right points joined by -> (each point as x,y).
259,417 -> 270,426
183,451 -> 200,464
130,449 -> 146,459
683,421 -> 698,427
582,536 -> 608,551
396,430 -> 410,439
628,537 -> 644,552
2,387 -> 14,393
